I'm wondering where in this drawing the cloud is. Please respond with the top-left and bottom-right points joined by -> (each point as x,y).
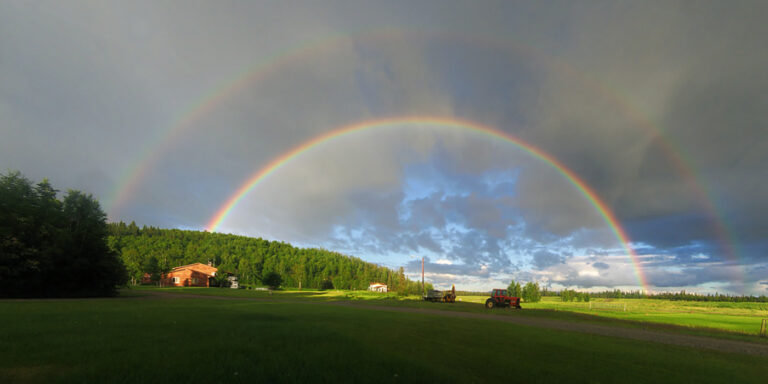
3,1 -> 767,293
592,262 -> 610,270
531,250 -> 564,270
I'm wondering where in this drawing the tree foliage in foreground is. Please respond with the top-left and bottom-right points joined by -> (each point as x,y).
0,171 -> 127,297
107,223 -> 429,293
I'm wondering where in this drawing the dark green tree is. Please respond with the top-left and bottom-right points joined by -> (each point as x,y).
262,271 -> 282,290
142,256 -> 161,285
319,279 -> 334,290
0,172 -> 57,296
0,171 -> 126,297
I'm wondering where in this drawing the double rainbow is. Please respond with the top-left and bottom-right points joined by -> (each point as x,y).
205,117 -> 650,292
104,29 -> 744,292
106,30 -> 737,267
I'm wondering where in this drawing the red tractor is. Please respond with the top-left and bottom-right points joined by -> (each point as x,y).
485,289 -> 522,309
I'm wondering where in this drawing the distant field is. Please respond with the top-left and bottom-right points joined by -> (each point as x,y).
2,288 -> 768,383
457,295 -> 768,335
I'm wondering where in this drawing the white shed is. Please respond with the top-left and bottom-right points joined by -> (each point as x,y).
368,283 -> 388,293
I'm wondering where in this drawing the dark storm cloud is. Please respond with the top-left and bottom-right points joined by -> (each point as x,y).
643,265 -> 740,289
555,2 -> 768,258
3,1 -> 767,293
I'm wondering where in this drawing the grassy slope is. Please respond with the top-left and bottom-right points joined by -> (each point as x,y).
2,290 -> 768,383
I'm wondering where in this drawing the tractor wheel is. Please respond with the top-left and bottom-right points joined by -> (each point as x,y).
485,299 -> 495,309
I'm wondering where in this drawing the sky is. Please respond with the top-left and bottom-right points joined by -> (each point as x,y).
2,1 -> 767,293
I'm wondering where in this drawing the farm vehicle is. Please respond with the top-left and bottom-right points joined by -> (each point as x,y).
423,284 -> 456,303
485,289 -> 522,309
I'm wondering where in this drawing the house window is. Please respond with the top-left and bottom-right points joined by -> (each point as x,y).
191,278 -> 198,284
172,277 -> 180,284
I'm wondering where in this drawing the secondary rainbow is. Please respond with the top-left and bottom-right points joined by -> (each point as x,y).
206,117 -> 651,292
106,29 -> 738,267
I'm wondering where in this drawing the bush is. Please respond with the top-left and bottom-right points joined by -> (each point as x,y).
319,279 -> 334,290
262,271 -> 282,290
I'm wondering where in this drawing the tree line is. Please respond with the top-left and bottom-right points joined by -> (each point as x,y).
0,171 -> 126,297
537,287 -> 768,303
108,222 -> 429,294
585,289 -> 768,302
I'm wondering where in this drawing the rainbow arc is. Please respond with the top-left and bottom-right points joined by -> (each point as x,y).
205,117 -> 651,292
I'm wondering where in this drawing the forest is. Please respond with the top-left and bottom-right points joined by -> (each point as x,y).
108,222 -> 431,294
0,171 -> 126,297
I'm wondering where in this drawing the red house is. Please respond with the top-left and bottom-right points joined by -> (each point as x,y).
161,263 -> 218,287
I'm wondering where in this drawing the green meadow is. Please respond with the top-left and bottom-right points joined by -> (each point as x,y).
147,287 -> 768,337
457,295 -> 768,336
3,288 -> 768,383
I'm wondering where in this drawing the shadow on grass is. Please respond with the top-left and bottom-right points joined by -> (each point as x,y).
122,286 -> 768,345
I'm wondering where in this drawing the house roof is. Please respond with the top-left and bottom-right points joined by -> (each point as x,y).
369,283 -> 387,287
171,263 -> 218,276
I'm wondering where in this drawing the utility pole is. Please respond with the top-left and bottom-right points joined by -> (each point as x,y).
421,257 -> 425,295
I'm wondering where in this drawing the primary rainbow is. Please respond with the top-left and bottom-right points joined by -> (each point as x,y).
206,116 -> 651,292
104,28 -> 739,289
105,29 -> 738,266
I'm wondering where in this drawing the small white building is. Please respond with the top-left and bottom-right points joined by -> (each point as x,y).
368,282 -> 388,293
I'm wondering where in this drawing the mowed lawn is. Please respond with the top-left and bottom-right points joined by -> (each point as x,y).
2,292 -> 768,383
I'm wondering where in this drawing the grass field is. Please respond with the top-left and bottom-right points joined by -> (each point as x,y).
141,287 -> 768,337
457,295 -> 768,336
3,287 -> 768,383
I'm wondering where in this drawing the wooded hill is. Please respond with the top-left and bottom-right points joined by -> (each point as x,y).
107,222 -> 431,293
